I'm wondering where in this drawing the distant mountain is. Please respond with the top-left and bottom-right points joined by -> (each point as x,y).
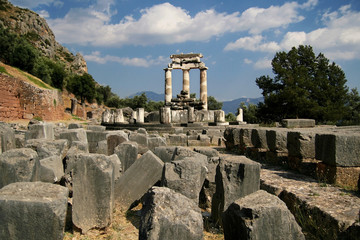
128,91 -> 165,102
222,97 -> 264,114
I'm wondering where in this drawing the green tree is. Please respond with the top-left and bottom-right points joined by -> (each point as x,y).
256,45 -> 349,123
239,102 -> 259,124
207,96 -> 223,110
67,73 -> 96,103
225,112 -> 236,122
96,85 -> 112,105
343,88 -> 360,125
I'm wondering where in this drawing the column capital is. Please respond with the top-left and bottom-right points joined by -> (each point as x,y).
200,67 -> 208,70
164,68 -> 173,71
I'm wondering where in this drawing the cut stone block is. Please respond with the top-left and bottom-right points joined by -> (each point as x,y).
147,136 -> 167,151
139,187 -> 203,240
25,139 -> 69,160
86,130 -> 108,153
287,130 -> 316,159
222,190 -> 305,240
107,131 -> 128,155
114,141 -> 138,172
251,128 -> 269,149
25,123 -> 55,140
162,157 -> 207,203
107,154 -> 122,181
266,129 -> 288,153
167,134 -> 188,146
281,119 -> 315,128
153,146 -> 177,163
0,123 -> 16,153
86,125 -> 106,132
68,123 -> 83,129
59,129 -> 88,147
315,133 -> 360,167
115,151 -> 164,210
96,140 -> 108,155
212,155 -> 260,225
39,155 -> 64,183
72,154 -> 114,233
0,182 -> 69,240
316,162 -> 360,188
0,148 -> 39,188
129,132 -> 148,154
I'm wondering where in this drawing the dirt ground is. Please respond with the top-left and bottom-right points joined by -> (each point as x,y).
63,202 -> 224,240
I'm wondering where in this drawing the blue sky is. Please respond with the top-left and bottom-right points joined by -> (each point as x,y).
9,0 -> 360,101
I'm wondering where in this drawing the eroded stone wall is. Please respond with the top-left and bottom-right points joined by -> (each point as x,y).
0,74 -> 65,121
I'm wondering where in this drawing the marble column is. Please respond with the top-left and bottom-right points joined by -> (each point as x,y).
164,68 -> 172,104
200,68 -> 208,110
182,68 -> 190,98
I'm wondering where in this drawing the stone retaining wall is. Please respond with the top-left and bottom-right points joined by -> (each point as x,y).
224,126 -> 360,189
0,74 -> 65,121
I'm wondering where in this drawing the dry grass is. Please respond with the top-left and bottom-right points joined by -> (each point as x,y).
63,202 -> 224,240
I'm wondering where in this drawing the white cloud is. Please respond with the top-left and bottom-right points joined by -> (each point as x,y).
224,35 -> 281,52
244,58 -> 253,64
38,10 -> 50,18
47,0 -> 315,47
254,57 -> 272,69
83,51 -> 167,67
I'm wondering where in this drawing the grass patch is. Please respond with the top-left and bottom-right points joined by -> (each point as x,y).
26,74 -> 53,89
0,66 -> 12,76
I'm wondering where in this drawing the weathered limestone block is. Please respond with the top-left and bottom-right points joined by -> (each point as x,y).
266,129 -> 288,153
224,127 -> 239,150
68,123 -> 83,129
115,151 -> 164,210
102,109 -> 113,124
171,110 -> 188,123
214,110 -> 226,123
25,123 -> 55,140
114,141 -> 138,172
86,125 -> 106,132
139,187 -> 203,240
251,128 -> 269,149
25,139 -> 69,160
59,128 -> 88,147
222,190 -> 305,240
0,123 -> 16,153
287,130 -> 316,159
137,108 -> 145,123
162,157 -> 207,203
107,154 -> 122,181
107,131 -> 128,155
129,132 -> 148,154
212,155 -> 260,225
39,155 -> 64,183
240,128 -> 254,148
316,162 -> 360,188
315,133 -> 360,167
113,109 -> 125,123
0,148 -> 39,188
137,128 -> 148,134
281,119 -> 315,128
15,134 -> 25,148
195,110 -> 214,122
153,146 -> 177,163
188,106 -> 195,123
96,140 -> 108,155
167,134 -> 187,146
0,182 -> 69,240
147,136 -> 167,151
72,154 -> 114,233
86,130 -> 108,153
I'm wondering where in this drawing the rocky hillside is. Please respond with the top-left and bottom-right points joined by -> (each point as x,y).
0,0 -> 87,74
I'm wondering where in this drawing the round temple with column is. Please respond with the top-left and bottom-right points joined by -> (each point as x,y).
164,53 -> 208,110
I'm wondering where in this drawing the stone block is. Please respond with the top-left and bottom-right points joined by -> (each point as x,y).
0,123 -> 16,153
115,151 -> 164,210
72,154 -> 114,233
25,123 -> 55,141
59,128 -> 88,147
287,130 -> 316,159
86,130 -> 108,153
222,190 -> 305,240
0,148 -> 39,188
139,187 -> 203,240
114,141 -> 138,172
107,131 -> 128,155
161,157 -> 207,203
96,140 -> 108,155
113,109 -> 125,123
315,133 -> 360,167
147,136 -> 167,151
68,123 -> 83,129
214,110 -> 226,122
137,108 -> 145,124
86,125 -> 106,132
240,128 -> 254,148
171,110 -> 188,123
251,128 -> 268,149
212,155 -> 260,225
0,182 -> 69,240
129,132 -> 148,154
39,155 -> 64,183
193,147 -> 219,158
107,154 -> 122,181
266,129 -> 288,153
167,134 -> 187,146
316,162 -> 360,188
160,107 -> 171,124
153,146 -> 177,163
25,139 -> 69,160
281,119 -> 315,128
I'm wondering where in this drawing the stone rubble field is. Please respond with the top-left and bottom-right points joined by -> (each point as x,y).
0,121 -> 359,239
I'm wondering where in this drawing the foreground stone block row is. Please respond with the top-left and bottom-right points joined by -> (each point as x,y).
224,126 -> 360,188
